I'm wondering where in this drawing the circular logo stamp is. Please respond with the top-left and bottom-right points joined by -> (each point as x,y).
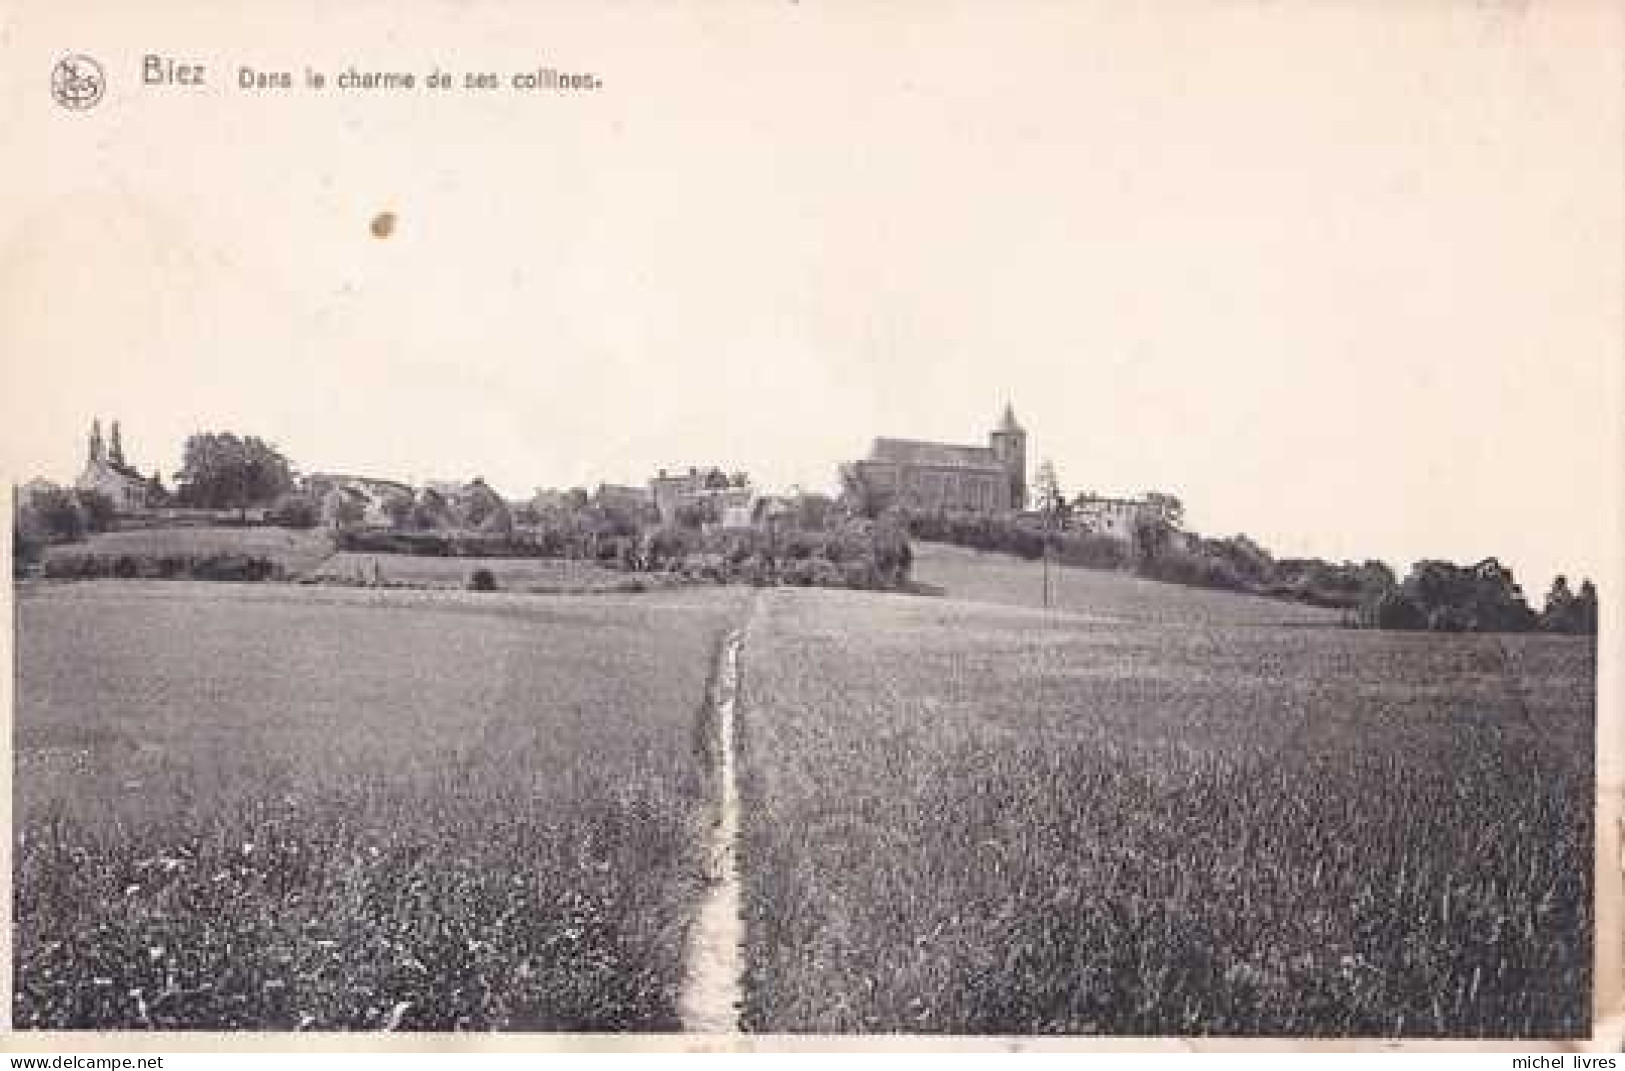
52,54 -> 105,110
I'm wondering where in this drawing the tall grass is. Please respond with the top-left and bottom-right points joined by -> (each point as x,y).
15,583 -> 750,1030
42,527 -> 337,578
310,552 -> 678,592
909,542 -> 1342,627
737,590 -> 1592,1036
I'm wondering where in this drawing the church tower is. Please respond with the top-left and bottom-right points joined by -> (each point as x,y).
989,403 -> 1027,511
109,420 -> 126,466
88,418 -> 105,464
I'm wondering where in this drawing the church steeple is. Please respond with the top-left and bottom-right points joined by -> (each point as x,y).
89,418 -> 105,463
989,402 -> 1028,511
109,420 -> 125,466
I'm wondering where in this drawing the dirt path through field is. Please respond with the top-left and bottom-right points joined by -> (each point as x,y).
677,613 -> 750,1034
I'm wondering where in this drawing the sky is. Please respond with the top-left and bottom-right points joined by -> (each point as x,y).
2,1 -> 1620,592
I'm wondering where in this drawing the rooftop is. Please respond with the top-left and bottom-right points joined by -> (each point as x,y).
867,437 -> 1002,470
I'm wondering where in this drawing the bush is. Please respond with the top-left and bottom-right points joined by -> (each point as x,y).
268,492 -> 321,529
469,567 -> 498,592
781,558 -> 847,588
907,510 -> 1126,571
1428,606 -> 1473,634
645,525 -> 702,570
841,561 -> 880,589
337,530 -> 455,556
1540,577 -> 1599,636
30,487 -> 85,543
191,553 -> 278,582
1054,532 -> 1132,570
679,553 -> 728,584
333,511 -> 914,593
13,523 -> 43,578
40,552 -> 281,582
1398,559 -> 1537,634
1369,591 -> 1427,631
75,490 -> 116,534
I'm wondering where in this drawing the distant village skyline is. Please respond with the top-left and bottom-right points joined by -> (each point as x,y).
5,4 -> 1616,594
14,398 -> 1607,593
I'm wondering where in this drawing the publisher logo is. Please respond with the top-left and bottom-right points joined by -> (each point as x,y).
52,54 -> 105,110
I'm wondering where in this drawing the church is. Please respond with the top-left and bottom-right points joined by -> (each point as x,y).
76,419 -> 164,513
841,405 -> 1028,514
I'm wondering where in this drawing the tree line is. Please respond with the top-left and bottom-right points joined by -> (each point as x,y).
907,457 -> 1600,636
15,430 -> 1602,631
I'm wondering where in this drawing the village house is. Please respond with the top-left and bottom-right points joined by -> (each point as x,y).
530,488 -> 569,514
594,482 -> 655,516
649,466 -> 754,526
16,477 -> 62,514
841,405 -> 1028,514
1069,492 -> 1183,543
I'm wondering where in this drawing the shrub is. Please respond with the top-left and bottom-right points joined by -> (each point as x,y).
781,558 -> 846,588
1399,559 -> 1537,634
841,561 -> 880,589
469,568 -> 498,592
338,512 -> 914,593
1054,532 -> 1131,570
1369,591 -> 1427,631
12,523 -> 43,578
1541,577 -> 1600,636
30,488 -> 85,543
680,553 -> 728,584
1428,606 -> 1473,634
645,526 -> 702,570
75,490 -> 116,534
268,492 -> 321,529
40,552 -> 280,582
187,553 -> 279,582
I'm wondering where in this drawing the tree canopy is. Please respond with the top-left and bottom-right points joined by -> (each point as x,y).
173,432 -> 294,512
1399,558 -> 1537,633
1033,460 -> 1068,522
1540,575 -> 1599,635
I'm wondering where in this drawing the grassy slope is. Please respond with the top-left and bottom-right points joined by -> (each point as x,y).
738,588 -> 1593,1036
911,540 -> 1342,627
310,552 -> 673,592
15,582 -> 750,1030
44,527 -> 338,578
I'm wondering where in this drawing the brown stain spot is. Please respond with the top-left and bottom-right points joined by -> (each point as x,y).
370,211 -> 396,239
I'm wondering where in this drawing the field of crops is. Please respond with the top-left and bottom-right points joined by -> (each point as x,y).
43,527 -> 337,578
309,552 -> 671,593
15,564 -> 1596,1037
14,581 -> 750,1030
911,541 -> 1343,627
737,589 -> 1594,1036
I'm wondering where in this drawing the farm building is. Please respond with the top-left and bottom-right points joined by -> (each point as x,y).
595,482 -> 655,514
649,466 -> 753,525
1069,493 -> 1182,542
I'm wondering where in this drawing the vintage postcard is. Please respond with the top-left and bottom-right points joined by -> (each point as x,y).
2,0 -> 1620,1053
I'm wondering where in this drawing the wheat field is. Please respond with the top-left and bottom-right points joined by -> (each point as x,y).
15,582 -> 749,1030
736,588 -> 1593,1036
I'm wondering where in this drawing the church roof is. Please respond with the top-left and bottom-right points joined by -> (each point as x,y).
867,437 -> 1002,470
87,457 -> 151,483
